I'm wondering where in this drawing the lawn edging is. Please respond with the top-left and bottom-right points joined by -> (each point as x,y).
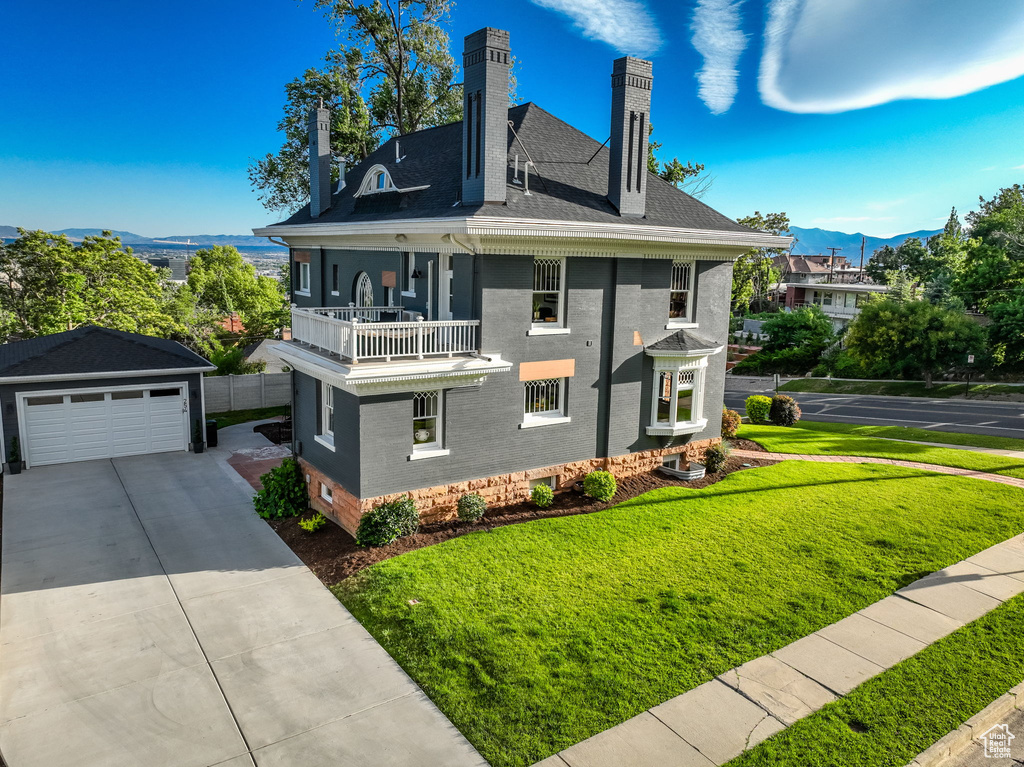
906,681 -> 1024,767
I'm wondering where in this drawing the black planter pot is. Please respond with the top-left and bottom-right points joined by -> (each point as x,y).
7,461 -> 22,475
193,443 -> 205,454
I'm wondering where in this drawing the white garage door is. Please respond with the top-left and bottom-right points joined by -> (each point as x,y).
20,385 -> 189,467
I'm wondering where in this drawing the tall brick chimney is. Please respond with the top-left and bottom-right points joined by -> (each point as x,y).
607,57 -> 653,218
308,107 -> 331,218
462,28 -> 511,206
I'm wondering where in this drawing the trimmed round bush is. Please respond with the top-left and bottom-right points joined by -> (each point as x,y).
356,496 -> 420,547
703,440 -> 732,474
253,458 -> 307,520
721,407 -> 741,438
531,483 -> 554,509
457,492 -> 487,522
744,395 -> 772,424
583,470 -> 617,501
769,394 -> 802,427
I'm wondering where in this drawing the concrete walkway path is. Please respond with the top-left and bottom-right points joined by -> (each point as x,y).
732,449 -> 1024,490
0,452 -> 484,767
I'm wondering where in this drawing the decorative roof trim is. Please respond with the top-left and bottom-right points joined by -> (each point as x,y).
645,345 -> 723,359
254,215 -> 792,250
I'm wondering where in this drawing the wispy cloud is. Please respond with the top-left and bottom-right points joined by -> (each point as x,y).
528,0 -> 662,56
759,0 -> 1024,113
1012,164 -> 1024,170
690,0 -> 748,114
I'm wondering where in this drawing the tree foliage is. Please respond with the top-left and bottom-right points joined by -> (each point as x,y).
185,245 -> 288,337
845,299 -> 986,387
760,305 -> 834,353
0,230 -> 177,342
250,0 -> 462,212
647,126 -> 712,198
732,211 -> 789,314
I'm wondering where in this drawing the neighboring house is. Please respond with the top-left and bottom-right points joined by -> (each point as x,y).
782,282 -> 889,329
253,27 -> 790,533
244,339 -> 290,373
0,327 -> 214,471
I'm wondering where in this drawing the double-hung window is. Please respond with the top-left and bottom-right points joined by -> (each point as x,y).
296,262 -> 311,296
402,252 -> 416,296
668,260 -> 694,326
410,390 -> 449,459
316,381 -> 335,449
530,258 -> 567,333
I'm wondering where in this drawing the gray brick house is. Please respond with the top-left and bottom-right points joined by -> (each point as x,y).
253,27 -> 790,533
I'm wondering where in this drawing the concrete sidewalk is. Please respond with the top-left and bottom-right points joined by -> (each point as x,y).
0,452 -> 483,767
537,533 -> 1024,767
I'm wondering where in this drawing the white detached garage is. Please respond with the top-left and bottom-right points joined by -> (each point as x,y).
1,327 -> 214,471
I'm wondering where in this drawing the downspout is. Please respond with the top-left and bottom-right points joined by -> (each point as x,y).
600,258 -> 619,460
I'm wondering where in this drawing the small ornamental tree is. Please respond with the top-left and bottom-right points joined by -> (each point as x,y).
583,470 -> 617,502
769,395 -> 802,427
721,407 -> 741,438
744,395 -> 772,424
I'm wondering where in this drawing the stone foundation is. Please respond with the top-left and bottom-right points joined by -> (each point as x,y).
300,438 -> 719,537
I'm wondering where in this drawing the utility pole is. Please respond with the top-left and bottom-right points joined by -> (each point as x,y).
826,246 -> 841,283
859,236 -> 866,283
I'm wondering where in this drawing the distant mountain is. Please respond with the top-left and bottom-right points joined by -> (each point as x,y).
789,226 -> 942,259
1,226 -> 284,249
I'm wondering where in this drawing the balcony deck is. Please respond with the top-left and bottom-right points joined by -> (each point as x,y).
290,306 -> 480,364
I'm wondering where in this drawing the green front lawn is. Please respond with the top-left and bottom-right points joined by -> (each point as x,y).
206,405 -> 290,429
763,420 -> 1024,452
335,462 -> 1024,767
739,423 -> 1024,480
728,593 -> 1024,767
780,378 -> 1021,399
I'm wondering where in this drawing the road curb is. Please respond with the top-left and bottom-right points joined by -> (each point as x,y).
905,681 -> 1024,767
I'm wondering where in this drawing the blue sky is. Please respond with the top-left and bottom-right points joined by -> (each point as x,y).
2,0 -> 1024,239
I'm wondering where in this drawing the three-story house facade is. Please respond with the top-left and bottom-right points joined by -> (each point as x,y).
254,28 -> 790,533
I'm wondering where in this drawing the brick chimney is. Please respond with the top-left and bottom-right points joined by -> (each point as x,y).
462,28 -> 511,206
607,57 -> 653,218
308,107 -> 331,218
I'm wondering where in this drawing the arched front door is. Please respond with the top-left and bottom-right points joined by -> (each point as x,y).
354,272 -> 374,308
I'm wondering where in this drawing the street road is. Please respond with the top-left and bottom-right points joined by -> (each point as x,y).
723,390 -> 1024,440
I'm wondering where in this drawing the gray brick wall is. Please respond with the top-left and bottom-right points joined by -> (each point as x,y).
293,371 -> 360,494
608,57 -> 653,218
462,28 -> 511,205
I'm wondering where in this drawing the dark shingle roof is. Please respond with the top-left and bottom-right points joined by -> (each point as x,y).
0,327 -> 212,378
274,103 -> 756,234
646,330 -> 722,354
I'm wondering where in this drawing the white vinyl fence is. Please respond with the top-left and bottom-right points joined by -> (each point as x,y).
204,373 -> 291,413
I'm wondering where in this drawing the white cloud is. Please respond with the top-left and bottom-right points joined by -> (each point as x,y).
1012,164 -> 1024,170
529,0 -> 662,56
690,0 -> 748,114
760,0 -> 1024,113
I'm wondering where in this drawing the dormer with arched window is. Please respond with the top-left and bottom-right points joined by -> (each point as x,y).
354,164 -> 397,197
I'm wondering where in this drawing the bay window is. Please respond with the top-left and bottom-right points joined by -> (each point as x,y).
645,355 -> 713,437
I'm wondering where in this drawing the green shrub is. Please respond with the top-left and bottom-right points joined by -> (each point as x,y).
721,407 -> 741,438
745,395 -> 772,424
703,440 -> 732,474
531,484 -> 554,508
298,512 -> 328,533
8,435 -> 20,464
769,394 -> 802,426
356,496 -> 420,547
457,492 -> 487,522
732,346 -> 821,375
253,458 -> 307,520
583,470 -> 617,501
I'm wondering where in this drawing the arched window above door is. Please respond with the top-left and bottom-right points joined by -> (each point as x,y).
354,272 -> 374,307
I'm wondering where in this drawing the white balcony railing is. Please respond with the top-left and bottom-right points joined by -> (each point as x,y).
291,307 -> 480,363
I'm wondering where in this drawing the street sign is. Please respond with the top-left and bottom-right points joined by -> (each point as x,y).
967,354 -> 975,364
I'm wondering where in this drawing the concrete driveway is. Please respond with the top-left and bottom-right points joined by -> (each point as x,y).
0,451 -> 484,767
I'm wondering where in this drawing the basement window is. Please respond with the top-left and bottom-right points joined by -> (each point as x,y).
320,482 -> 333,502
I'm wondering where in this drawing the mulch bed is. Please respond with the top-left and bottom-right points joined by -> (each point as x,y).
269,440 -> 775,585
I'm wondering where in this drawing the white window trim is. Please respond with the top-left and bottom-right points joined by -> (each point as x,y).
667,260 -> 696,329
529,476 -> 558,490
296,261 -> 311,297
402,252 -> 416,297
320,482 -> 333,501
521,377 -> 568,428
317,381 -> 335,449
354,164 -> 398,197
646,359 -> 708,437
408,447 -> 451,461
411,390 -> 444,457
520,415 -> 571,429
531,257 -> 567,331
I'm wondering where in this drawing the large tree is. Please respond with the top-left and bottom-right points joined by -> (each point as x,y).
957,185 -> 1024,310
864,237 -> 930,284
732,211 -> 789,314
185,245 -> 288,338
647,126 -> 712,199
845,299 -> 986,387
0,230 -> 178,342
250,0 -> 462,212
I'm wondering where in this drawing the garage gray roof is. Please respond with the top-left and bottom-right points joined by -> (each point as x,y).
0,327 -> 213,378
272,102 -> 757,234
